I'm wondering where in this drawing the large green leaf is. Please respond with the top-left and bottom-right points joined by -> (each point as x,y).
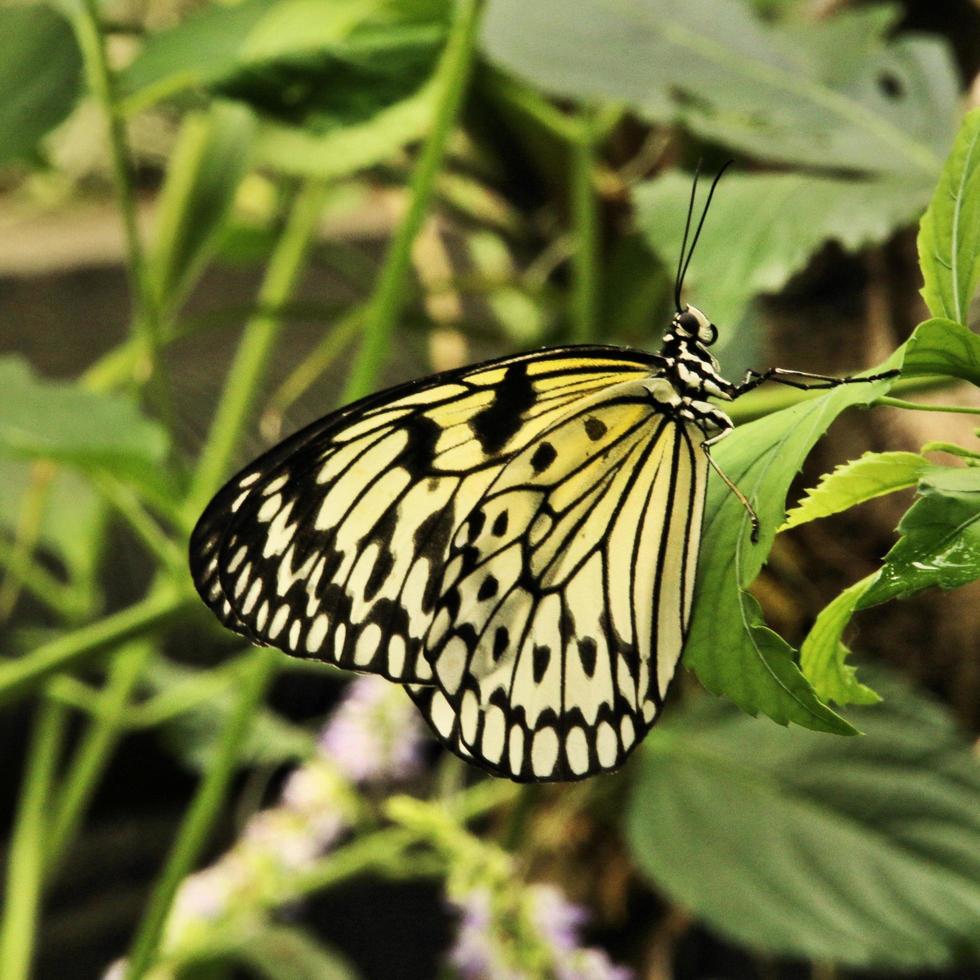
0,6 -> 82,166
635,171 -> 925,328
482,0 -> 956,178
626,682 -> 980,968
686,365 -> 898,733
121,0 -> 450,177
917,107 -> 980,326
0,358 -> 168,480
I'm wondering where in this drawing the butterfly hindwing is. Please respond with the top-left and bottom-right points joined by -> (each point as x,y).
188,347 -> 661,684
411,386 -> 708,781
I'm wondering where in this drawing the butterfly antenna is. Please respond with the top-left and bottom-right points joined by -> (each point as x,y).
677,159 -> 733,307
674,159 -> 702,313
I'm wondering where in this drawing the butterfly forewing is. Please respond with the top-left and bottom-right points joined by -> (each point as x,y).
189,348 -> 661,684
411,385 -> 708,780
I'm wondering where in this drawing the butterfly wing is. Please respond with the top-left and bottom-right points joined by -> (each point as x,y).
189,347 -> 661,684
410,382 -> 708,780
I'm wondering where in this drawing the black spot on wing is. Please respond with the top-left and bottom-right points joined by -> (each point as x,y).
469,363 -> 536,454
491,510 -> 509,536
492,626 -> 509,661
477,575 -> 499,601
398,414 -> 441,474
578,637 -> 597,677
467,508 -> 486,541
530,441 -> 557,473
532,644 -> 551,684
584,416 -> 607,440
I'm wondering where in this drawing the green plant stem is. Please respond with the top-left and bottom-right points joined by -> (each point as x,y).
570,120 -> 599,342
0,534 -> 86,622
341,0 -> 482,402
95,476 -> 184,575
183,179 -> 329,520
264,305 -> 366,425
0,700 -> 67,980
45,642 -> 155,877
72,0 -> 170,423
0,585 -> 187,708
124,647 -> 277,979
874,396 -> 980,417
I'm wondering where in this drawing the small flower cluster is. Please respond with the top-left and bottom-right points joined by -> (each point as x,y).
108,676 -> 425,975
449,881 -> 632,980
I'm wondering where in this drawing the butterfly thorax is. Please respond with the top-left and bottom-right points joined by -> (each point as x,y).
648,305 -> 734,436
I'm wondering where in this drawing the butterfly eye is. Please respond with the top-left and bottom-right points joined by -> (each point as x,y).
676,311 -> 699,334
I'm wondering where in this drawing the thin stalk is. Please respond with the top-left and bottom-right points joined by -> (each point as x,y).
0,700 -> 67,980
874,396 -> 980,417
0,535 -> 87,622
0,585 -> 187,708
262,304 -> 366,434
341,0 -> 482,402
569,118 -> 599,342
183,179 -> 329,520
45,642 -> 155,877
124,647 -> 278,979
0,462 -> 54,620
95,475 -> 184,575
72,0 -> 171,424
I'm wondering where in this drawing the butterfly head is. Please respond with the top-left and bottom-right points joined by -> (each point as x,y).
672,305 -> 718,347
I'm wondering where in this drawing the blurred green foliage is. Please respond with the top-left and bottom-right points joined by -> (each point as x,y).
1,1 -> 978,978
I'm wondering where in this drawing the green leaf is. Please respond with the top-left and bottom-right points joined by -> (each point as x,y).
687,367 -> 898,734
799,574 -> 880,706
626,681 -> 980,968
781,451 -> 930,531
859,466 -> 980,608
635,171 -> 926,328
121,0 -> 450,178
482,0 -> 956,177
0,6 -> 82,166
902,316 -> 980,386
0,358 -> 169,481
0,459 -> 107,585
917,107 -> 980,325
149,102 -> 257,315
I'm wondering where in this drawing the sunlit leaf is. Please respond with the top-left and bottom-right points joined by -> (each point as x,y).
627,680 -> 980,968
781,451 -> 930,530
917,107 -> 980,325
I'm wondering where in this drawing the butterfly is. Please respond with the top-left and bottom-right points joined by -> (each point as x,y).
189,165 -> 895,781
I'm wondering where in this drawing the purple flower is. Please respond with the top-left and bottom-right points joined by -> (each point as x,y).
528,883 -> 589,954
448,888 -> 502,979
318,675 -> 425,783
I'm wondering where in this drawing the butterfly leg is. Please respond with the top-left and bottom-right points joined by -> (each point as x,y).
731,367 -> 899,397
701,431 -> 761,543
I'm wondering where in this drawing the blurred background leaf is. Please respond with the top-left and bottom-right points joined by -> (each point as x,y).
0,5 -> 82,167
627,675 -> 980,968
482,0 -> 957,177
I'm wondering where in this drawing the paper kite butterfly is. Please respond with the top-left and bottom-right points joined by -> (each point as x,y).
189,165 -> 895,781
